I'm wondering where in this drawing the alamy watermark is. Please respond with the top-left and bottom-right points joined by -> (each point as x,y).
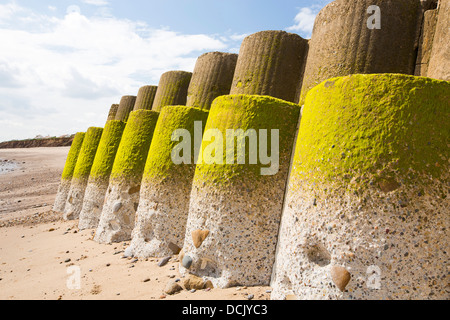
66,266 -> 81,290
171,121 -> 280,176
367,5 -> 381,29
367,265 -> 382,290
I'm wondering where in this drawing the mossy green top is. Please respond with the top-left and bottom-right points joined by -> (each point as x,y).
194,94 -> 301,185
293,73 -> 450,191
143,105 -> 209,181
110,109 -> 159,182
61,132 -> 85,180
89,120 -> 126,181
72,127 -> 103,180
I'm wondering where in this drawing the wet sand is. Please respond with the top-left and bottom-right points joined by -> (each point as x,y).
0,147 -> 270,300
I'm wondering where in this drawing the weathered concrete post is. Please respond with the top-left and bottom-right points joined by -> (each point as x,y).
271,74 -> 449,300
115,95 -> 137,122
180,95 -> 301,288
427,0 -> 450,80
127,106 -> 209,258
415,9 -> 438,76
230,31 -> 308,103
53,132 -> 85,213
186,52 -> 238,110
152,71 -> 192,112
63,127 -> 103,220
299,0 -> 422,103
78,120 -> 126,230
106,104 -> 119,121
94,110 -> 159,243
134,85 -> 158,111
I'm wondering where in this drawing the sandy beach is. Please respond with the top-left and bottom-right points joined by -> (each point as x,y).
0,147 -> 270,300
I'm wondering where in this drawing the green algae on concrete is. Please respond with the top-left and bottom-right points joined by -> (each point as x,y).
294,73 -> 450,192
143,106 -> 209,181
94,109 -> 160,243
61,132 -> 86,180
194,94 -> 301,185
71,127 -> 104,180
89,120 -> 126,181
128,105 -> 209,258
78,120 -> 126,230
53,131 -> 86,213
63,126 -> 103,220
180,94 -> 301,287
271,73 -> 450,300
110,110 -> 160,183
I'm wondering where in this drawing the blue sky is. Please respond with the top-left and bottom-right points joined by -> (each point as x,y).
0,0 -> 332,142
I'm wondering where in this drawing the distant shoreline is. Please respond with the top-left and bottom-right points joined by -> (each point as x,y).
0,136 -> 74,149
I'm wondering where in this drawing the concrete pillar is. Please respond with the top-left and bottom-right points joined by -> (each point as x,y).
415,9 -> 438,76
152,71 -> 192,112
53,132 -> 85,213
63,127 -> 103,220
94,110 -> 159,243
78,120 -> 126,230
134,85 -> 158,111
106,104 -> 119,121
230,31 -> 308,103
187,52 -> 238,110
299,0 -> 422,103
271,74 -> 450,300
427,0 -> 450,80
115,95 -> 137,122
128,106 -> 209,258
180,94 -> 301,288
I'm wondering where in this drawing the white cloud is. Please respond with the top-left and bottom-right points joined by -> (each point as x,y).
0,1 -> 23,22
82,0 -> 110,6
0,3 -> 230,142
286,7 -> 320,38
229,33 -> 249,42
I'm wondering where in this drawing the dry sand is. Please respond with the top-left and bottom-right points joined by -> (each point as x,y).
0,147 -> 270,300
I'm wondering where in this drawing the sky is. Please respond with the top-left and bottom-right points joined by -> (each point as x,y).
0,0 -> 332,142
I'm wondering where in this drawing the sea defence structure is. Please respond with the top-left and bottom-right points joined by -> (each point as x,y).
271,74 -> 450,300
152,71 -> 192,112
94,109 -> 159,243
426,0 -> 449,81
115,95 -> 137,122
299,0 -> 422,103
106,104 -> 119,121
230,31 -> 308,104
63,127 -> 103,220
128,106 -> 209,258
66,100 -> 133,225
180,95 -> 301,288
134,85 -> 158,111
53,132 -> 86,213
186,52 -> 238,110
78,120 -> 126,230
415,10 -> 438,77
